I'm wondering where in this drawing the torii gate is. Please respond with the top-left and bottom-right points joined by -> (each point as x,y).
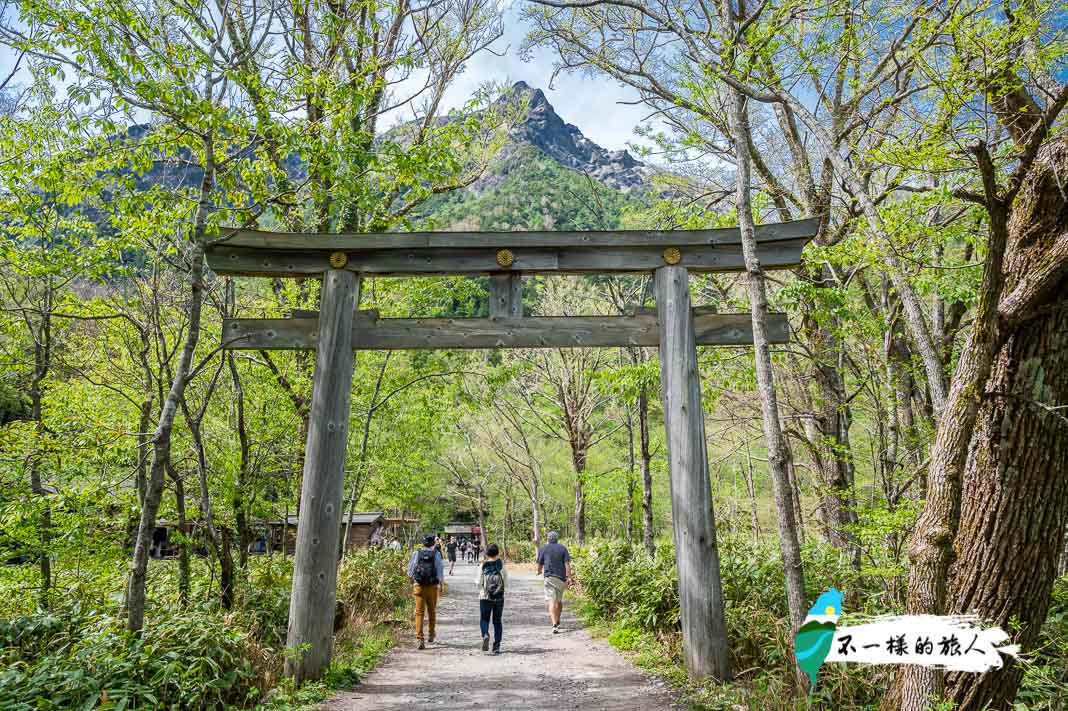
207,217 -> 817,683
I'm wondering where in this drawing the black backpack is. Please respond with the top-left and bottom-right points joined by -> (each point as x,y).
414,549 -> 438,586
483,561 -> 505,599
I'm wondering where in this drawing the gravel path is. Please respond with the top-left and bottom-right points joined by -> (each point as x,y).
324,561 -> 679,710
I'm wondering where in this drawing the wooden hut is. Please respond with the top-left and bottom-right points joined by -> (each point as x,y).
265,511 -> 385,555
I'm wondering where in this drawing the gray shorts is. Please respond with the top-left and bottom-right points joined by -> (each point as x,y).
544,575 -> 566,602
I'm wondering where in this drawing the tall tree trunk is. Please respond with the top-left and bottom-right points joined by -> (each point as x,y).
531,493 -> 541,548
126,140 -> 214,633
942,134 -> 1068,711
184,390 -> 235,611
167,462 -> 190,608
625,407 -> 636,543
227,352 -> 252,570
799,286 -> 860,564
638,389 -> 655,555
476,486 -> 487,550
27,279 -> 54,609
743,440 -> 762,540
343,352 -> 390,559
135,324 -> 154,509
890,142 -> 1011,711
571,445 -> 587,544
726,83 -> 808,641
29,398 -> 51,610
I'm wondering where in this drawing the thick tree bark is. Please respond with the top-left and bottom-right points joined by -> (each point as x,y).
890,142 -> 1012,711
942,133 -> 1068,710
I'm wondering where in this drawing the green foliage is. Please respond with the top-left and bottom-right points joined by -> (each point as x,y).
336,548 -> 410,628
572,538 -> 897,709
235,558 -> 294,649
504,541 -> 536,563
1014,574 -> 1068,709
418,145 -> 647,231
572,542 -> 679,633
0,608 -> 260,710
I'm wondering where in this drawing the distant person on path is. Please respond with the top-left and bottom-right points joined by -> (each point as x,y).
475,543 -> 508,654
536,531 -> 572,634
407,534 -> 445,649
446,536 -> 458,575
473,538 -> 482,562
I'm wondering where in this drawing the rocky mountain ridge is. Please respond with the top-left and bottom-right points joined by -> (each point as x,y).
500,81 -> 648,193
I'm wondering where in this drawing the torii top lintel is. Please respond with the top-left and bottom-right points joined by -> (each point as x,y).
206,217 -> 818,278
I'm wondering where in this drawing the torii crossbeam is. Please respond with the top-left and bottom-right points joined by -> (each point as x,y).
209,217 -> 817,683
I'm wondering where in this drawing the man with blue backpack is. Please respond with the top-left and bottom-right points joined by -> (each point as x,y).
475,543 -> 508,654
407,534 -> 445,649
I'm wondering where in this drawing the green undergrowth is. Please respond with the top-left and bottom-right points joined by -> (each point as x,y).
0,547 -> 414,710
263,622 -> 404,709
570,539 -> 1068,711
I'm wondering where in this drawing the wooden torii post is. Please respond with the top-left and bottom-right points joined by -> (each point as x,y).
207,218 -> 817,683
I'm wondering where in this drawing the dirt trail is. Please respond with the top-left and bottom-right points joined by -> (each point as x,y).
324,561 -> 679,710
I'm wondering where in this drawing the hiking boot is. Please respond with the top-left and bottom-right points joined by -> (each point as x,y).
552,625 -> 559,634
482,635 -> 490,652
492,647 -> 500,655
418,641 -> 425,650
428,634 -> 435,644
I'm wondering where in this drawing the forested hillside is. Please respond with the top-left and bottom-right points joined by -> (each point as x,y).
0,0 -> 1066,710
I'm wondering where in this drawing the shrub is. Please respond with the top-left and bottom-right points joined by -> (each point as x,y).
236,557 -> 293,649
0,608 -> 260,710
504,541 -> 535,563
336,547 -> 409,629
572,542 -> 679,633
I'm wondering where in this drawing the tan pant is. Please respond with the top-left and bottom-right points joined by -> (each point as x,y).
413,583 -> 439,641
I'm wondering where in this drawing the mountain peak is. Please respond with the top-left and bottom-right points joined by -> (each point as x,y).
501,82 -> 647,192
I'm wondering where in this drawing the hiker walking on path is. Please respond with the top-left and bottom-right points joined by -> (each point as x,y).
407,534 -> 445,650
536,531 -> 571,634
475,543 -> 508,654
446,536 -> 458,575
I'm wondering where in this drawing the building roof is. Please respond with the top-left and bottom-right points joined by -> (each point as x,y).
268,511 -> 384,526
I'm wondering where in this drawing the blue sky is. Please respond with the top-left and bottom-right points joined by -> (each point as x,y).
420,4 -> 650,152
0,4 -> 648,152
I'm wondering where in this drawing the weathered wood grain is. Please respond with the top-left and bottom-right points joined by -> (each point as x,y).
489,274 -> 523,318
205,241 -> 807,277
655,265 -> 730,680
221,312 -> 789,350
284,268 -> 360,684
211,217 -> 819,251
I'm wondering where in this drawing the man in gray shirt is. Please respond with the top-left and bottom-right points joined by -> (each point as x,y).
536,531 -> 572,634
